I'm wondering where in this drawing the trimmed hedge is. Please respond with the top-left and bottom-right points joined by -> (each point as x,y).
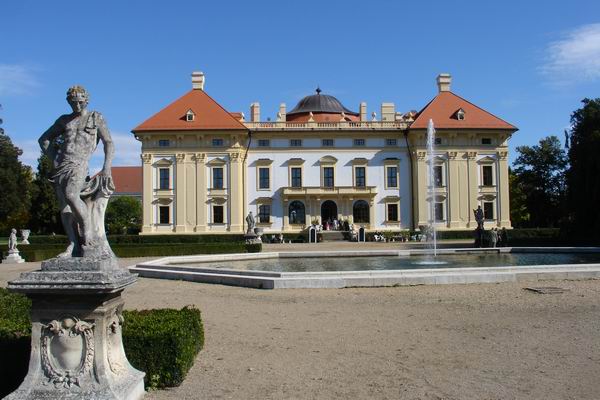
123,307 -> 204,389
6,242 -> 262,262
26,234 -> 246,245
0,289 -> 204,395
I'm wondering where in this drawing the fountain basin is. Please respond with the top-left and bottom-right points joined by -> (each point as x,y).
129,247 -> 600,289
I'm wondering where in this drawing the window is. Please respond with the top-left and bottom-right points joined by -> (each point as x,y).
387,204 -> 399,222
258,167 -> 270,190
482,165 -> 493,186
158,139 -> 170,147
353,200 -> 370,223
484,202 -> 494,220
355,167 -> 366,187
212,138 -> 224,147
159,206 -> 170,224
386,138 -> 397,146
213,205 -> 224,224
322,139 -> 334,147
291,167 -> 302,188
290,139 -> 302,147
258,139 -> 270,147
159,168 -> 170,190
434,202 -> 444,222
212,167 -> 224,189
386,166 -> 398,188
434,138 -> 442,145
354,138 -> 365,146
258,205 -> 270,224
481,138 -> 492,145
323,167 -> 334,187
185,110 -> 195,121
456,108 -> 465,120
433,165 -> 443,187
288,201 -> 305,224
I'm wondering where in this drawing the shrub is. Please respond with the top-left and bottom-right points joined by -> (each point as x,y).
25,234 -> 247,245
123,307 -> 204,389
0,290 -> 32,397
9,242 -> 261,261
0,288 -> 204,394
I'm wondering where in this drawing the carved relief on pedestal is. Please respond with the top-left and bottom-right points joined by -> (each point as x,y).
107,311 -> 126,374
40,316 -> 95,388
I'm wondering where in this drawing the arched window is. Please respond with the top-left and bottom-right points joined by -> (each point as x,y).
353,200 -> 370,223
288,201 -> 305,224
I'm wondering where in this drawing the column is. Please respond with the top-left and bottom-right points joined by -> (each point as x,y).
141,153 -> 153,233
282,198 -> 289,231
194,153 -> 207,232
229,152 -> 244,232
466,151 -> 478,228
447,151 -> 461,228
497,150 -> 511,228
175,153 -> 186,232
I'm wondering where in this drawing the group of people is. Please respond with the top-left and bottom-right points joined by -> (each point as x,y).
322,218 -> 350,231
485,227 -> 508,248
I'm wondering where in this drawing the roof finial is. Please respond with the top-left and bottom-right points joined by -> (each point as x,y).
316,86 -> 322,95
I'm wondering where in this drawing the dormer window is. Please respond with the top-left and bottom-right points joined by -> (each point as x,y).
456,108 -> 465,120
185,109 -> 195,122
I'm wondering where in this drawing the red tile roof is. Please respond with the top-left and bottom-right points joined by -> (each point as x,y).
132,89 -> 247,132
410,91 -> 517,130
111,166 -> 142,195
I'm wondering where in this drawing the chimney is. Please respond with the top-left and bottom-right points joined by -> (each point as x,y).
278,103 -> 286,122
191,71 -> 205,90
250,102 -> 261,122
360,102 -> 367,121
380,102 -> 395,121
436,73 -> 451,92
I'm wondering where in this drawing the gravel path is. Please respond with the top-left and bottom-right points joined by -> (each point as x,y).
2,259 -> 600,399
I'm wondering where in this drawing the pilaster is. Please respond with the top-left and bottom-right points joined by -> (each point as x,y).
466,151 -> 478,228
194,153 -> 207,232
141,153 -> 153,233
447,151 -> 461,228
175,153 -> 186,232
497,150 -> 511,228
229,152 -> 244,232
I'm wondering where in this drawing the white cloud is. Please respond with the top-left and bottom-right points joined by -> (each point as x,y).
0,64 -> 39,96
541,23 -> 600,84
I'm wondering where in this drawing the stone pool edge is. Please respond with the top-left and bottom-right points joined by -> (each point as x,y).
128,247 -> 600,289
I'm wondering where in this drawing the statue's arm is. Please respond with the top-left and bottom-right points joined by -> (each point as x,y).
96,113 -> 114,176
38,118 -> 63,153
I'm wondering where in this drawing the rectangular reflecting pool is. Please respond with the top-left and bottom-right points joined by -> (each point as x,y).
185,252 -> 600,273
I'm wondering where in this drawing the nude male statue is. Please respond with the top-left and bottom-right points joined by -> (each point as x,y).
38,86 -> 114,257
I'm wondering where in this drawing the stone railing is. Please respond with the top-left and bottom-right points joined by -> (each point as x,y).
282,186 -> 378,196
244,120 -> 410,130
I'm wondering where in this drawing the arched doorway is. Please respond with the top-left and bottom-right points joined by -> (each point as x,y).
321,200 -> 338,227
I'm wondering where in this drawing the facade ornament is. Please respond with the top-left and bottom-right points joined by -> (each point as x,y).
141,153 -> 153,164
176,153 -> 186,163
416,151 -> 427,161
371,111 -> 377,121
40,316 -> 95,388
466,151 -> 478,160
447,151 -> 458,160
497,150 -> 508,160
192,153 -> 206,163
230,152 -> 242,163
308,112 -> 315,122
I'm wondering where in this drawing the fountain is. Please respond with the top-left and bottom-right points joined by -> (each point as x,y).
427,118 -> 438,257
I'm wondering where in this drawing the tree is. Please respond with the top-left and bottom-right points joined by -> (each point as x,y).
105,196 -> 142,235
0,123 -> 33,233
566,98 -> 600,239
509,168 -> 529,228
29,152 -> 62,234
512,136 -> 567,228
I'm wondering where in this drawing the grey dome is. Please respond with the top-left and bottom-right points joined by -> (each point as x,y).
287,88 -> 359,116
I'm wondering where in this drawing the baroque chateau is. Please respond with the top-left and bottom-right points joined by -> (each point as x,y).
131,72 -> 516,235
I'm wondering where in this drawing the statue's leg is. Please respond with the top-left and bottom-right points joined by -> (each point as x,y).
63,173 -> 92,246
53,182 -> 78,257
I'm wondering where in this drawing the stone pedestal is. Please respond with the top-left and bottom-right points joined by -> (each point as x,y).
3,249 -> 24,264
5,256 -> 145,400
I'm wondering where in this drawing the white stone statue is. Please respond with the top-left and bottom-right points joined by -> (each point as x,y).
8,228 -> 18,252
38,85 -> 115,259
246,211 -> 256,235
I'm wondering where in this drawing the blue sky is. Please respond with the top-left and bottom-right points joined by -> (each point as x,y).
1,1 -> 599,172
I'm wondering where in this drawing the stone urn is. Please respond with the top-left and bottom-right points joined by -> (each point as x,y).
253,227 -> 264,242
21,229 -> 31,245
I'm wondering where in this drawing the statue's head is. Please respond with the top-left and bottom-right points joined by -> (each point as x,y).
11,228 -> 16,234
66,85 -> 89,113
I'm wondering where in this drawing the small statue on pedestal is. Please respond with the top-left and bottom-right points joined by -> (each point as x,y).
3,228 -> 24,264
